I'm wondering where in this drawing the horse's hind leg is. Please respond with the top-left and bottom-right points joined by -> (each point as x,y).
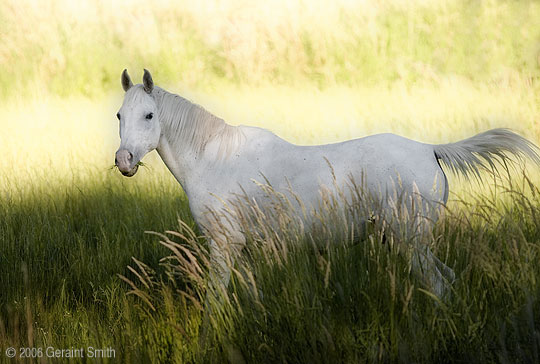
406,190 -> 455,299
411,243 -> 455,299
431,250 -> 455,283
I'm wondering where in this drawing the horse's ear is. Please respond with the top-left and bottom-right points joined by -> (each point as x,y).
121,69 -> 133,92
143,69 -> 154,94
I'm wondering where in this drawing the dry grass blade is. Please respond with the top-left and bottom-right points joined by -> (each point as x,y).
131,257 -> 155,288
162,238 -> 205,276
178,290 -> 203,312
117,274 -> 156,311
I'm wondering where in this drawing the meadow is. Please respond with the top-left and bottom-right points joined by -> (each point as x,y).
1,0 -> 540,362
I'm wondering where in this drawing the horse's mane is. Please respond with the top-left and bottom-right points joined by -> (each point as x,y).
152,86 -> 243,157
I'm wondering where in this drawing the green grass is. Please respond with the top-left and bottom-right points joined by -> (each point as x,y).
0,168 -> 195,363
3,169 -> 539,363
120,174 -> 540,364
1,0 -> 540,99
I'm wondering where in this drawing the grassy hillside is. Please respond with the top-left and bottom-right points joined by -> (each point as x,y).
2,0 -> 540,99
1,0 -> 540,363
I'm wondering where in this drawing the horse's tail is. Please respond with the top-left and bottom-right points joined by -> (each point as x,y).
433,128 -> 540,180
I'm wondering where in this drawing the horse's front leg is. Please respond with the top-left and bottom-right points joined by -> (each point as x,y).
198,238 -> 231,349
201,236 -> 235,326
208,238 -> 232,290
200,234 -> 246,364
206,227 -> 247,289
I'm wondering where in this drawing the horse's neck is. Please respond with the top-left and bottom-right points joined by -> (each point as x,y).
154,88 -> 236,193
154,89 -> 196,191
156,136 -> 193,190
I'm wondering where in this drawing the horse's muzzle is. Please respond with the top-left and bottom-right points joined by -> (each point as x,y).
115,149 -> 138,177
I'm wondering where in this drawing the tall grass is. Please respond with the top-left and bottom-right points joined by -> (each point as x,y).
123,174 -> 540,363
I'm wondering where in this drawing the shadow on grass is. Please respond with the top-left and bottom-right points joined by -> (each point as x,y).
0,171 -> 198,363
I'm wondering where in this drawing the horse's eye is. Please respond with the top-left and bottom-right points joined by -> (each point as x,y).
116,112 -> 121,120
146,113 -> 153,120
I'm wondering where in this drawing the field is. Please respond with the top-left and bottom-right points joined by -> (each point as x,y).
1,0 -> 540,363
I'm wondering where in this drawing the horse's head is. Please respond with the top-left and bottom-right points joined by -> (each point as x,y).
115,69 -> 161,177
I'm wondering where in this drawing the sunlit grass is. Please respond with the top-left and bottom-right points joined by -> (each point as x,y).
2,0 -> 540,98
1,80 -> 537,189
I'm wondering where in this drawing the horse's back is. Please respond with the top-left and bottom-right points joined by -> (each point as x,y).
243,131 -> 445,205
292,133 -> 443,198
191,130 -> 446,223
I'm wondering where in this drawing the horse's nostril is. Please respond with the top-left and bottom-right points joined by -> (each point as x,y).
128,152 -> 133,160
115,157 -> 118,165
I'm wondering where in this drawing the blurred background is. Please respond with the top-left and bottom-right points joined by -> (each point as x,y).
1,0 -> 539,187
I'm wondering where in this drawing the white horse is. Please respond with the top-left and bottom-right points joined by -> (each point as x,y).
115,69 -> 540,297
